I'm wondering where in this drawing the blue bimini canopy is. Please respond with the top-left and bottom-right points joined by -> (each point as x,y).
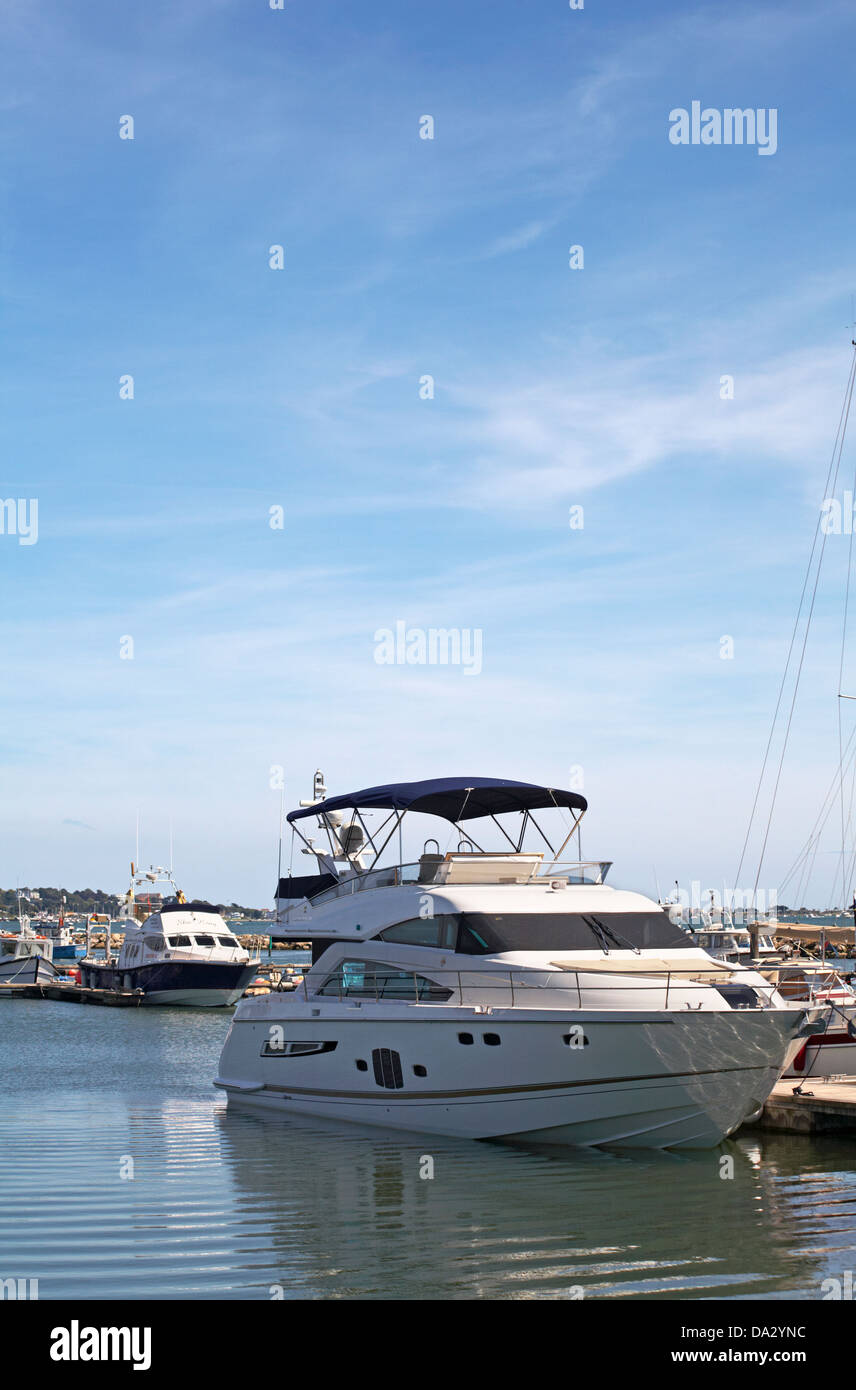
286,776 -> 587,825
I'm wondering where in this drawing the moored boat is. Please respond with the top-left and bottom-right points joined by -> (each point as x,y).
0,924 -> 62,989
40,899 -> 85,960
216,773 -> 817,1150
80,864 -> 259,1007
773,964 -> 856,1078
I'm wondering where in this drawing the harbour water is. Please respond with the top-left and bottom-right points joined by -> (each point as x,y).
3,991 -> 856,1300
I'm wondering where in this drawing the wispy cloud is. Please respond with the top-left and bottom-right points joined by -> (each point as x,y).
480,219 -> 554,259
1,0 -> 855,905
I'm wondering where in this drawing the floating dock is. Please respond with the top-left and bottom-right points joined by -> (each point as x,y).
749,1078 -> 856,1135
0,981 -> 144,1006
0,959 -> 304,1005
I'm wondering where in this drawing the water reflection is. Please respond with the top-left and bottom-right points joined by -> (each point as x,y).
3,997 -> 856,1300
214,1105 -> 856,1299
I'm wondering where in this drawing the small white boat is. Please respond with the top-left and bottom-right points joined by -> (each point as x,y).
774,964 -> 856,1078
665,892 -> 782,963
0,920 -> 62,988
38,900 -> 85,960
689,926 -> 751,962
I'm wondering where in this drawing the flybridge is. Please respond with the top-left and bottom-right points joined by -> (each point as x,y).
285,775 -> 587,866
285,775 -> 586,825
274,774 -> 598,926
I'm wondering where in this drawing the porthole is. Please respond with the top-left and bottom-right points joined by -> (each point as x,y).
458,1032 -> 474,1045
413,1065 -> 427,1077
356,1059 -> 368,1072
483,1033 -> 501,1046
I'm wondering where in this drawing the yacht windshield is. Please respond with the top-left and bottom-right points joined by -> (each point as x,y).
378,911 -> 689,953
457,912 -> 689,953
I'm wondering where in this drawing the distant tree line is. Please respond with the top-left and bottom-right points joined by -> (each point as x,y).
0,887 -> 119,917
0,887 -> 268,919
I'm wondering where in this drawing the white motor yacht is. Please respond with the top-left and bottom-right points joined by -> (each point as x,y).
215,775 -> 817,1149
81,865 -> 258,1007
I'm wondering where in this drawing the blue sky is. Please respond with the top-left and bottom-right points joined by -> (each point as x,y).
2,0 -> 856,906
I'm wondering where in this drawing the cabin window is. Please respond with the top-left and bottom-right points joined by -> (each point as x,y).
217,937 -> 235,948
378,917 -> 457,949
714,984 -> 759,1010
316,959 -> 452,1001
168,935 -> 192,947
144,936 -> 164,951
456,922 -> 492,954
194,935 -> 216,946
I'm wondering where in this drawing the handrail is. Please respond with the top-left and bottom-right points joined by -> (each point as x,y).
295,859 -> 614,909
285,958 -> 851,1012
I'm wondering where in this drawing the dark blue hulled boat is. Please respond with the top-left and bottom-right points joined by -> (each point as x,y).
80,866 -> 259,1007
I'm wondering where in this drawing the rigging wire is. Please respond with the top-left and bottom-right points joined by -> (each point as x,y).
746,348 -> 856,903
781,720 -> 856,901
735,348 -> 856,892
838,390 -> 856,907
782,719 -> 856,891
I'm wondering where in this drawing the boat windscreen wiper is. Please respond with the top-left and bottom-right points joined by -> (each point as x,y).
584,915 -> 641,955
581,914 -> 612,953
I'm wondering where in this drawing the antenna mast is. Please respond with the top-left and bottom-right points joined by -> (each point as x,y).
276,786 -> 285,886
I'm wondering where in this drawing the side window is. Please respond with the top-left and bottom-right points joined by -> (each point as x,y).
317,959 -> 452,1001
195,935 -> 216,946
456,922 -> 492,955
318,960 -> 367,996
378,917 -> 457,949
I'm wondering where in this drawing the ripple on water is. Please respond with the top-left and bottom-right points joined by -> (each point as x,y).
3,1002 -> 856,1297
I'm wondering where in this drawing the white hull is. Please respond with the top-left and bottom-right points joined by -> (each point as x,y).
217,1006 -> 808,1150
783,1030 -> 856,1078
781,997 -> 856,1077
0,954 -> 59,988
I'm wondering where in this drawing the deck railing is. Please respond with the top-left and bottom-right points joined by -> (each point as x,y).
275,959 -> 852,1014
295,860 -> 613,910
